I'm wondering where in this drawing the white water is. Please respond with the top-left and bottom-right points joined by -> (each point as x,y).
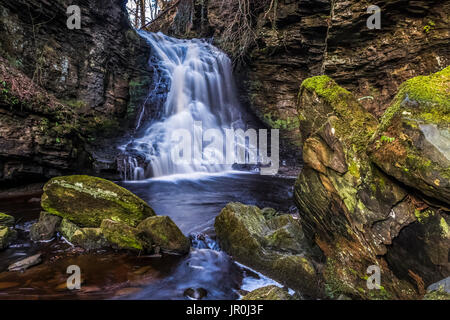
121,32 -> 247,179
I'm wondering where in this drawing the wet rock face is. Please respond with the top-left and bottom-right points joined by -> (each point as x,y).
294,71 -> 449,299
294,75 -> 417,299
0,0 -> 153,186
214,202 -> 323,298
369,66 -> 450,204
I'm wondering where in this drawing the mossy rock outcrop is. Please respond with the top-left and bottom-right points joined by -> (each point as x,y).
0,226 -> 17,250
137,216 -> 190,254
368,66 -> 450,204
57,218 -> 80,242
100,219 -> 147,252
30,212 -> 62,241
242,285 -> 293,300
294,76 -> 422,299
71,228 -> 109,251
41,175 -> 155,227
0,213 -> 15,227
214,202 -> 322,298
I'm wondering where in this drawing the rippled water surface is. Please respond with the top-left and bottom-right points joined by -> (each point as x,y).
0,173 -> 296,299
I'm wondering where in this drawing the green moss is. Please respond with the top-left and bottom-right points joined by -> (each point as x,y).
57,218 -> 80,241
263,112 -> 300,130
423,288 -> 450,300
300,75 -> 378,155
379,66 -> 450,132
440,217 -> 450,238
415,209 -> 434,223
423,20 -> 436,33
137,216 -> 190,254
61,99 -> 87,109
0,212 -> 15,227
42,175 -> 155,227
348,161 -> 361,179
101,219 -> 146,252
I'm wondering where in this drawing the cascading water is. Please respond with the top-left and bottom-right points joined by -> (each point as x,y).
120,31 -> 248,179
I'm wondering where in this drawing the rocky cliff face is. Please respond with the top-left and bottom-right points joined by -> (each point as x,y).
149,0 -> 450,161
294,69 -> 449,299
0,0 -> 152,186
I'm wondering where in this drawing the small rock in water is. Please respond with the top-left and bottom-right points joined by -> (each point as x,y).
183,287 -> 208,300
8,253 -> 42,272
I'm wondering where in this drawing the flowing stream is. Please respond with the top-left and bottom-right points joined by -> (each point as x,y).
0,32 -> 298,300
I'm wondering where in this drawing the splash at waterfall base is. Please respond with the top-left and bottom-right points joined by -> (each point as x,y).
169,121 -> 280,175
120,121 -> 280,180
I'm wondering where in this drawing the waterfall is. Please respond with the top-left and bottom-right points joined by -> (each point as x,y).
120,31 -> 248,179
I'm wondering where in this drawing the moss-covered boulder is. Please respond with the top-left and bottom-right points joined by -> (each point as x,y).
214,202 -> 321,298
100,219 -> 147,252
71,228 -> 109,250
0,226 -> 17,250
0,213 -> 14,227
294,76 -> 421,299
30,211 -> 62,241
41,175 -> 155,227
57,218 -> 80,242
369,66 -> 450,204
137,216 -> 190,254
242,285 -> 293,300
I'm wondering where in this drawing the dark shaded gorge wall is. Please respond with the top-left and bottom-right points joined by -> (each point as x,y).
0,0 -> 153,186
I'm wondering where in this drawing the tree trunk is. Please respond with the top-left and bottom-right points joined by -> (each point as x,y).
140,0 -> 146,28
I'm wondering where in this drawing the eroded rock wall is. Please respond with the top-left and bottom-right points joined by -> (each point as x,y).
0,0 -> 153,186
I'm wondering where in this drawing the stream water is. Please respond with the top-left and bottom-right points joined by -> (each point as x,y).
0,32 -> 298,299
0,173 -> 296,299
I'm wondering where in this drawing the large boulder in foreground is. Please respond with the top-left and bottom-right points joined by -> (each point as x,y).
41,175 -> 155,227
30,212 -> 62,241
137,216 -> 190,254
242,285 -> 293,300
369,66 -> 450,204
295,76 -> 424,299
33,175 -> 190,255
214,202 -> 322,298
